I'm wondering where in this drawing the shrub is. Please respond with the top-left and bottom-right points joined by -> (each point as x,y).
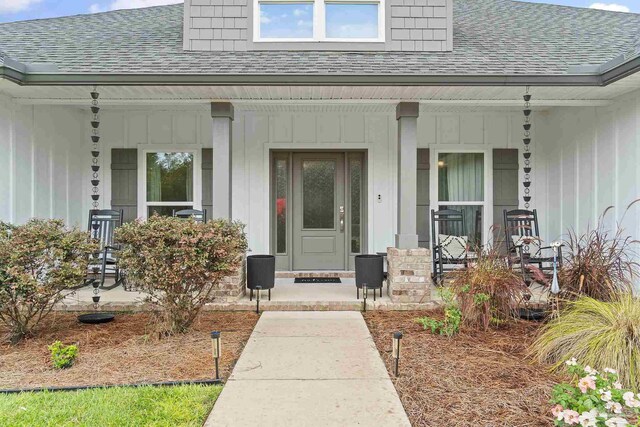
416,288 -> 461,337
0,219 -> 96,344
550,359 -> 639,427
559,205 -> 639,301
449,247 -> 528,330
115,216 -> 247,335
48,340 -> 78,369
531,294 -> 640,391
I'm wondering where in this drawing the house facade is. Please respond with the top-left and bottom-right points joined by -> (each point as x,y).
0,0 -> 639,299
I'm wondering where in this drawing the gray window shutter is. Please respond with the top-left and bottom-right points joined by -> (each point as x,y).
492,148 -> 519,253
202,148 -> 213,217
111,149 -> 138,223
417,148 -> 430,248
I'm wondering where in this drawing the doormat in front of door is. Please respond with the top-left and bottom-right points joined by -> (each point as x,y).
294,277 -> 342,284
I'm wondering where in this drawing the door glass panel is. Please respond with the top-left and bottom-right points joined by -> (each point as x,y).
350,158 -> 362,253
438,153 -> 484,202
303,160 -> 335,229
146,152 -> 194,202
275,158 -> 288,254
438,205 -> 483,248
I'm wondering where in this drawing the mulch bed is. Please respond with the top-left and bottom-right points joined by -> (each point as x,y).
364,310 -> 561,427
0,312 -> 259,389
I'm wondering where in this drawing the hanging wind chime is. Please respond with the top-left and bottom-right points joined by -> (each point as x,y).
523,86 -> 532,210
90,86 -> 101,309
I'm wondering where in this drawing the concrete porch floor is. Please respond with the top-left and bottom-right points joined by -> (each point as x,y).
58,277 -> 549,312
59,278 -> 438,312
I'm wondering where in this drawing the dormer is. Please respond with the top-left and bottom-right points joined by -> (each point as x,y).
183,0 -> 452,52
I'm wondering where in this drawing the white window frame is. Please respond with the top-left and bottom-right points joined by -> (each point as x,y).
137,146 -> 202,220
253,0 -> 385,43
430,149 -> 493,248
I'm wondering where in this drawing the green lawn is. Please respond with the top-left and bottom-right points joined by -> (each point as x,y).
0,384 -> 222,427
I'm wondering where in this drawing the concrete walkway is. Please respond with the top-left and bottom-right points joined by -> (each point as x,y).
205,311 -> 411,427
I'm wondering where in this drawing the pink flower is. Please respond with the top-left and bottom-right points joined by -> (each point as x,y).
578,376 -> 597,393
563,410 -> 580,425
552,404 -> 564,419
606,401 -> 623,414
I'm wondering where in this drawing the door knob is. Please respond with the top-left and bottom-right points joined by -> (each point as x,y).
339,206 -> 345,232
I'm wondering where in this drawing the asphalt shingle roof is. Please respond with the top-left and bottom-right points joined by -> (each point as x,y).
0,0 -> 638,76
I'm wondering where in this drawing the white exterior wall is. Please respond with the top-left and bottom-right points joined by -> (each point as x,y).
234,106 -> 526,254
537,89 -> 640,246
0,100 -> 531,257
0,94 -> 87,227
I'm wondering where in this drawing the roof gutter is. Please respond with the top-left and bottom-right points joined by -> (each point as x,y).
0,55 -> 638,88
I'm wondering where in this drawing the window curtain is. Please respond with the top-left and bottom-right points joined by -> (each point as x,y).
185,159 -> 193,202
146,155 -> 162,202
438,153 -> 484,245
439,153 -> 483,202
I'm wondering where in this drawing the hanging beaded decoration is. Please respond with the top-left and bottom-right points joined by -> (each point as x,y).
91,86 -> 101,210
90,86 -> 101,308
523,86 -> 532,210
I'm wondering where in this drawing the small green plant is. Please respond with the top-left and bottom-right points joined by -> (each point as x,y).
549,359 -> 640,426
48,341 -> 78,369
416,288 -> 461,337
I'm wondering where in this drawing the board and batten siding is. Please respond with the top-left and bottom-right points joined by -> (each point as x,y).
537,88 -> 640,249
0,94 -> 87,226
0,100 -> 532,258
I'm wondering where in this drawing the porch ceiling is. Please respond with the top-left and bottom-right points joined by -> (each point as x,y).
1,72 -> 638,107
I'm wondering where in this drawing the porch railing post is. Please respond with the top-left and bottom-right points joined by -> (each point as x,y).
211,102 -> 234,220
395,102 -> 419,249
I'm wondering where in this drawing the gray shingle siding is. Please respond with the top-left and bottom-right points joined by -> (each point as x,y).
184,0 -> 453,52
185,0 -> 248,51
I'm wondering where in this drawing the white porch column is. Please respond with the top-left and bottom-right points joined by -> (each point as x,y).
211,102 -> 234,220
395,102 -> 419,249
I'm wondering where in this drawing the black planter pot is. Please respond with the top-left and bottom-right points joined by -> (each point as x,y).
355,254 -> 384,300
247,255 -> 275,301
518,307 -> 549,322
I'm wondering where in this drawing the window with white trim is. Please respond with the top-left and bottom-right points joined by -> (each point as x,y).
255,0 -> 385,42
139,150 -> 202,219
435,152 -> 487,248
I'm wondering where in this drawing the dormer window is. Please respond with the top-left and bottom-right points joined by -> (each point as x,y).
254,0 -> 385,42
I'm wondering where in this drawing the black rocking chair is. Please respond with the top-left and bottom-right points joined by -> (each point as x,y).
431,209 -> 471,285
173,208 -> 207,223
87,209 -> 126,290
503,209 -> 563,286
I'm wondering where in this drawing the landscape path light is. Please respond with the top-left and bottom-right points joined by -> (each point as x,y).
211,331 -> 221,380
392,331 -> 403,377
362,283 -> 368,312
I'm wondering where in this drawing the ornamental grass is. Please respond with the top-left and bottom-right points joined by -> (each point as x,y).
450,246 -> 529,330
530,293 -> 640,391
559,203 -> 639,301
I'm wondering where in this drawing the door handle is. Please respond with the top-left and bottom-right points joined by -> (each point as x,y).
339,206 -> 345,232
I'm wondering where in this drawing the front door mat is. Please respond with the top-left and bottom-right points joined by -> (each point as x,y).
294,277 -> 342,284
